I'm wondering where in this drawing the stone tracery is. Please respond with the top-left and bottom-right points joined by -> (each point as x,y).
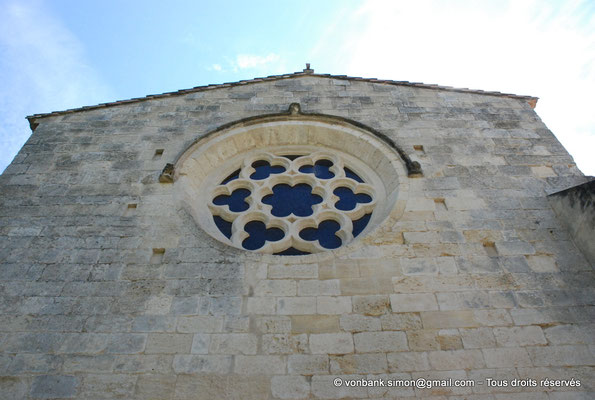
208,152 -> 376,255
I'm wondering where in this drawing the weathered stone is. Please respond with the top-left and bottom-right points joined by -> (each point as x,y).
30,375 -> 79,399
352,295 -> 391,316
288,354 -> 329,375
310,333 -> 354,354
1,71 -> 592,399
271,375 -> 310,399
208,333 -> 257,355
145,333 -> 193,354
339,314 -> 381,332
353,331 -> 408,352
482,347 -> 532,368
330,353 -> 388,374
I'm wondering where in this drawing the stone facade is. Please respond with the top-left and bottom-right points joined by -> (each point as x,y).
0,71 -> 593,399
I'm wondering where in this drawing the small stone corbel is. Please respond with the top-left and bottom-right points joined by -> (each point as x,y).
159,163 -> 175,183
288,103 -> 301,115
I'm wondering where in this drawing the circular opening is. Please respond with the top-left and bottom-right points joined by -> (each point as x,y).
174,117 -> 408,256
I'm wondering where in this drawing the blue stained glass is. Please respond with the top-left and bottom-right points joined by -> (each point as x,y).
333,187 -> 372,211
352,213 -> 372,237
250,160 -> 285,180
274,247 -> 311,256
262,184 -> 322,217
344,167 -> 364,183
242,221 -> 285,250
213,215 -> 232,239
221,169 -> 240,184
299,220 -> 342,249
299,159 -> 335,179
213,188 -> 250,212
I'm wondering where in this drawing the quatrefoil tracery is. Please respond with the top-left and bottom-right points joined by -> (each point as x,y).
208,152 -> 377,254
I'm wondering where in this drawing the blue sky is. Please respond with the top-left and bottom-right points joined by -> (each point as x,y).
1,0 -> 594,175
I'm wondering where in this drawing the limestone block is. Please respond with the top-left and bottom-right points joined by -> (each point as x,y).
310,333 -> 354,354
420,311 -> 477,329
209,296 -> 242,315
291,315 -> 339,333
78,374 -> 136,399
288,354 -> 329,375
132,316 -> 176,332
352,295 -> 391,316
176,316 -> 224,333
190,334 -> 210,354
527,345 -> 595,366
268,264 -> 318,279
105,334 -> 147,354
407,330 -> 440,351
401,257 -> 438,275
526,255 -> 558,272
353,331 -> 408,353
339,277 -> 395,295
7,354 -> 61,375
134,374 -> 177,400
298,279 -> 340,296
62,355 -> 114,373
391,293 -> 438,312
112,355 -> 173,374
460,328 -> 497,349
330,353 -> 388,374
428,349 -> 485,370
278,297 -> 317,315
493,326 -> 546,347
254,316 -> 292,334
339,314 -> 381,332
262,334 -> 308,354
174,374 -> 270,400
405,198 -> 436,211
380,313 -> 423,330
234,355 -> 286,375
482,347 -> 532,368
387,351 -> 430,372
208,334 -> 257,355
58,333 -> 109,354
271,375 -> 310,399
444,197 -> 485,210
311,375 -> 368,399
170,296 -> 201,315
255,280 -> 297,296
246,297 -> 276,314
316,296 -> 352,314
318,261 -> 359,279
30,376 -> 77,399
172,355 -> 232,374
495,241 -> 536,256
544,324 -> 595,345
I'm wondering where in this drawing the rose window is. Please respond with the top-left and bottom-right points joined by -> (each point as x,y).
208,152 -> 376,255
172,114 -> 411,258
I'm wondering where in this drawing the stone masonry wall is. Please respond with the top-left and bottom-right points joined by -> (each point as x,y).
0,75 -> 593,399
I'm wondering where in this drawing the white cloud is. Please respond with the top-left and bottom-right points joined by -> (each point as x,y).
0,0 -> 113,173
313,0 -> 595,175
212,63 -> 222,71
236,53 -> 280,69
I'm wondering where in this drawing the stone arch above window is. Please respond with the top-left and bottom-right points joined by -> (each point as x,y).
171,105 -> 413,257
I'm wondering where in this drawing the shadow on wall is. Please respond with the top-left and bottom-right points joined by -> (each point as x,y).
548,179 -> 595,265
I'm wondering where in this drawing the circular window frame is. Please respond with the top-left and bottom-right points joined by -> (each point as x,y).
171,106 -> 416,262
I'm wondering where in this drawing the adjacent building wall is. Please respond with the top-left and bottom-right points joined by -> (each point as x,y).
0,76 -> 593,399
549,179 -> 595,265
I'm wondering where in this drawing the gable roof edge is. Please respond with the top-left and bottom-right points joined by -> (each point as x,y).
26,71 -> 539,124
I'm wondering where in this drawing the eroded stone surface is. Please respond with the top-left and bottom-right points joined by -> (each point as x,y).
1,74 -> 593,399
